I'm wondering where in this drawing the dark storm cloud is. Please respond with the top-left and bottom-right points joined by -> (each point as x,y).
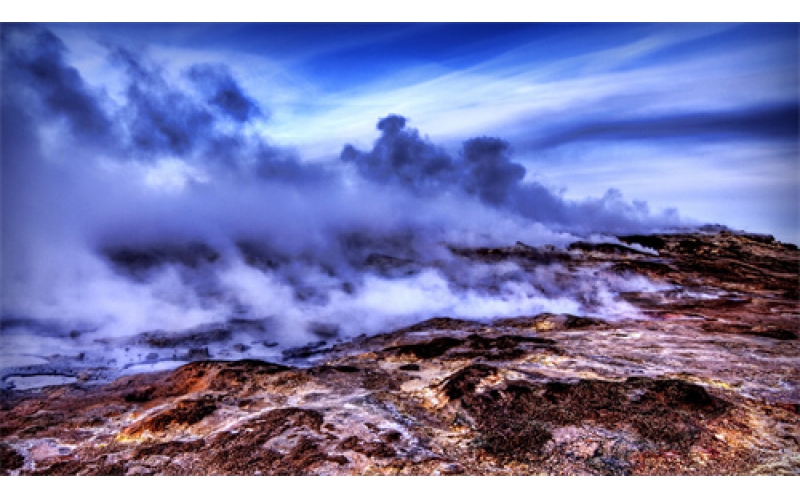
341,115 -> 526,205
104,44 -> 319,183
2,25 -> 315,186
1,26 -> 113,146
460,137 -> 526,205
528,103 -> 800,150
186,63 -> 264,123
341,114 -> 459,193
108,45 -> 224,159
342,115 -> 679,235
2,25 -> 247,162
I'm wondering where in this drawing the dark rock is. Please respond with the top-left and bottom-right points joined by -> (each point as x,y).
140,325 -> 232,348
618,235 -> 667,250
309,322 -> 340,338
123,386 -> 155,403
568,241 -> 650,255
204,408 -> 344,475
475,414 -> 552,463
385,337 -> 465,359
493,313 -> 606,331
610,260 -> 674,275
462,377 -> 728,456
122,398 -> 217,436
0,443 -> 24,472
282,341 -> 329,360
390,317 -> 484,335
441,364 -> 497,400
103,242 -> 220,275
749,328 -> 798,341
340,435 -> 396,458
187,348 -> 210,360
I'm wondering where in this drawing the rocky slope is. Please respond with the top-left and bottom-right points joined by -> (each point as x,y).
1,230 -> 798,475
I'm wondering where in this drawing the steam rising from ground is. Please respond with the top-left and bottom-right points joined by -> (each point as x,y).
1,26 -> 686,378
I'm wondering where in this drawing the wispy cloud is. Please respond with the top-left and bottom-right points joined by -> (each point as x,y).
254,25 -> 795,163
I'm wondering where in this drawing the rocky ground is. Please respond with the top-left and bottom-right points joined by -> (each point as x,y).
1,230 -> 798,475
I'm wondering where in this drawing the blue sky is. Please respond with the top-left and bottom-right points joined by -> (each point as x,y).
29,22 -> 797,243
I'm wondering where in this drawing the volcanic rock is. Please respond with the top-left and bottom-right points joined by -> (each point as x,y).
1,230 -> 798,475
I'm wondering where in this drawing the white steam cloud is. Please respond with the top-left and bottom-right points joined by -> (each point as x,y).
1,26 -> 686,382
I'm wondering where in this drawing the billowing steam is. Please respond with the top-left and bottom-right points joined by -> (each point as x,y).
1,26 -> 686,382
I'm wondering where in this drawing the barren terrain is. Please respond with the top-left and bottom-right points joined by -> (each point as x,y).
1,230 -> 798,475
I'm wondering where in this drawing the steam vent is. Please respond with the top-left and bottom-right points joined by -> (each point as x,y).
2,230 -> 798,475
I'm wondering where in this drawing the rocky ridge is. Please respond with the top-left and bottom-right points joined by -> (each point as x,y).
1,230 -> 798,475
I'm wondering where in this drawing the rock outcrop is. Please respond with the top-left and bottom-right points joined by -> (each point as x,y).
1,230 -> 798,475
